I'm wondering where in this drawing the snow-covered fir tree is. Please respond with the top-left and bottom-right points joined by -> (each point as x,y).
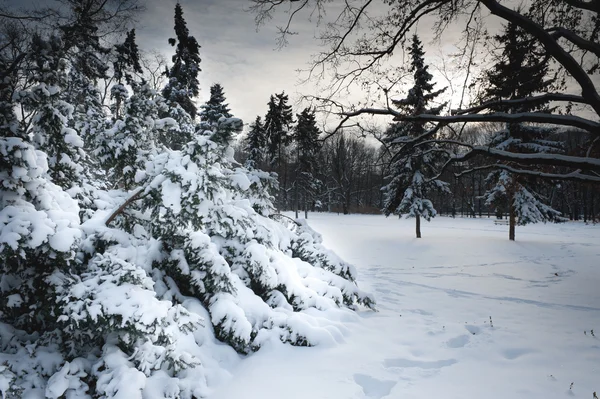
26,34 -> 86,192
199,83 -> 231,125
158,3 -> 201,150
0,63 -> 83,396
162,3 -> 201,120
382,34 -> 448,238
0,7 -> 375,396
104,80 -> 173,189
480,22 -> 563,240
199,83 -> 236,144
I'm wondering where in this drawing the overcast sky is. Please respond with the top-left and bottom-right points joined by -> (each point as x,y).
7,0 -> 593,129
3,0 -> 482,129
136,0 -> 326,127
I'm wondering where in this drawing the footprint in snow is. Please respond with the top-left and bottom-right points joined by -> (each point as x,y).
446,334 -> 470,348
502,348 -> 535,360
464,325 -> 481,335
383,358 -> 457,369
353,374 -> 397,399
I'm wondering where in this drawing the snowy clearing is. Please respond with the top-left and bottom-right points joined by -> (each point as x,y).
209,214 -> 600,399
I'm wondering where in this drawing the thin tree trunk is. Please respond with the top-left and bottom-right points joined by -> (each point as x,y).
509,192 -> 516,241
416,214 -> 422,238
304,195 -> 308,219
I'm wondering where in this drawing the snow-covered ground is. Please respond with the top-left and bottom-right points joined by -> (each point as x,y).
208,214 -> 600,399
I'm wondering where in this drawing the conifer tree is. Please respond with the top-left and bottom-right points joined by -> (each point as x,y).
27,35 -> 86,192
264,92 -> 294,209
200,83 -> 236,144
200,83 -> 232,125
383,34 -> 448,238
264,92 -> 293,166
245,115 -> 266,169
480,22 -> 563,240
0,5 -> 376,396
1,59 -> 81,335
293,107 -> 321,218
111,29 -> 143,119
162,2 -> 201,120
59,0 -> 110,81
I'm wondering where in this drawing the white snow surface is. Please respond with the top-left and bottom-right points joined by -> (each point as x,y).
209,213 -> 600,399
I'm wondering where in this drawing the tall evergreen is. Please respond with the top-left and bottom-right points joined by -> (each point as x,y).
382,34 -> 447,238
244,115 -> 266,169
481,22 -> 563,240
264,92 -> 294,209
264,92 -> 293,166
111,29 -> 143,119
1,49 -> 81,336
293,107 -> 321,218
59,0 -> 110,81
162,2 -> 201,120
27,35 -> 85,192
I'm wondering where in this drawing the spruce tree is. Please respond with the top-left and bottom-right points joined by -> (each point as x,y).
245,115 -> 266,169
0,6 -> 376,396
27,34 -> 86,192
293,107 -> 321,218
480,22 -> 563,240
162,2 -> 201,120
264,92 -> 293,166
200,83 -> 237,144
199,83 -> 232,125
264,92 -> 294,209
382,34 -> 448,238
111,29 -> 143,120
1,57 -> 81,336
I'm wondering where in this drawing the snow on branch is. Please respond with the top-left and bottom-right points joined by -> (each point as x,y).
447,145 -> 600,172
392,112 -> 599,133
454,164 -> 600,183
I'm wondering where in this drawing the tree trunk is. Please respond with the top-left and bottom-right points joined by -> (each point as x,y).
304,192 -> 308,219
416,214 -> 422,238
509,192 -> 516,241
294,182 -> 299,219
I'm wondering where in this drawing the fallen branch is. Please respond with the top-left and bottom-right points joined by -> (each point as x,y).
105,188 -> 146,227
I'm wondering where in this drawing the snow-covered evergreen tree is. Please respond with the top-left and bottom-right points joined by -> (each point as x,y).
383,34 -> 448,238
1,63 -> 83,397
199,83 -> 237,144
0,6 -> 375,397
480,22 -> 563,240
162,2 -> 201,120
104,81 -> 176,190
199,83 -> 231,125
139,126 -> 374,354
26,34 -> 86,192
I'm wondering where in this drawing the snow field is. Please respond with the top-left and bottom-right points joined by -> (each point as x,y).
209,213 -> 600,399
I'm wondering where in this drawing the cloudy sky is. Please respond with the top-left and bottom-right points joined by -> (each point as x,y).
3,0 -> 483,128
9,0 -> 593,128
136,0 -> 326,127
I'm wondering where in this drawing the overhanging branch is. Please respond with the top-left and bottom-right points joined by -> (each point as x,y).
454,164 -> 600,183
